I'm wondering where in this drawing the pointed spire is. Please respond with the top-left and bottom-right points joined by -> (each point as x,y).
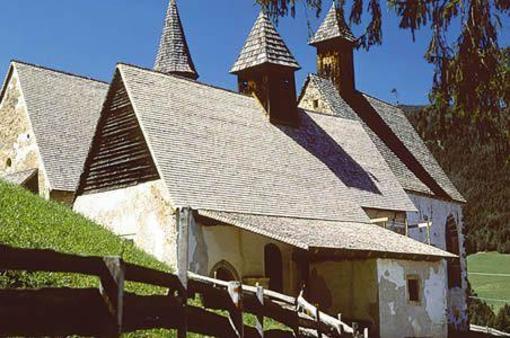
154,0 -> 198,80
230,11 -> 300,74
309,2 -> 355,46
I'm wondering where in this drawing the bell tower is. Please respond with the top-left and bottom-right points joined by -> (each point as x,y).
309,2 -> 356,95
230,11 -> 301,126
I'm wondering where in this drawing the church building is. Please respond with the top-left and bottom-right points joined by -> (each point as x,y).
0,1 -> 469,337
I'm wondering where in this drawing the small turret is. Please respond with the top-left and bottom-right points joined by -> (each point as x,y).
310,2 -> 356,95
231,11 -> 301,126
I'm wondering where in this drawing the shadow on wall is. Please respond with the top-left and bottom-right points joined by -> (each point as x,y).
279,110 -> 382,195
308,268 -> 333,311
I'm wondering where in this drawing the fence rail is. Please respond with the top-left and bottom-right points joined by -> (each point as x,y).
0,244 -> 368,338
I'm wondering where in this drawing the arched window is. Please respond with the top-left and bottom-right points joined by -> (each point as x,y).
210,260 -> 239,282
264,244 -> 283,293
446,215 -> 462,288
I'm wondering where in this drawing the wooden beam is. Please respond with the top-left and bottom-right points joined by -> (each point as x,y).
176,207 -> 192,338
256,284 -> 264,338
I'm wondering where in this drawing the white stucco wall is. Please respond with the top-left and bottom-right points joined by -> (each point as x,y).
189,222 -> 299,294
73,179 -> 177,266
377,258 -> 448,338
406,192 -> 468,330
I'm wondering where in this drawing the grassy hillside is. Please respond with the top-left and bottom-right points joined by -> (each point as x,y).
468,252 -> 510,312
0,180 -> 170,293
0,181 -> 288,336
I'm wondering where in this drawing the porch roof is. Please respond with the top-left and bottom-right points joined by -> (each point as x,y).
197,209 -> 456,260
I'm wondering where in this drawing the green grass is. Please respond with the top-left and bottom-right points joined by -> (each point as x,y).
0,181 -> 289,336
468,252 -> 510,312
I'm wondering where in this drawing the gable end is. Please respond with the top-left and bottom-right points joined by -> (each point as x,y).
78,71 -> 159,195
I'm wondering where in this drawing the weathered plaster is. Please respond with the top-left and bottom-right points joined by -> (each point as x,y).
298,80 -> 334,115
377,258 -> 448,338
406,192 -> 469,330
0,69 -> 49,196
73,179 -> 177,266
189,223 -> 299,294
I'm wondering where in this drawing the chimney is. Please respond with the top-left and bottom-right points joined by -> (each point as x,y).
309,3 -> 356,95
230,11 -> 301,126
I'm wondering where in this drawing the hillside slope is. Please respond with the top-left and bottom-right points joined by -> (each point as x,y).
0,180 -> 179,337
0,180 -> 170,291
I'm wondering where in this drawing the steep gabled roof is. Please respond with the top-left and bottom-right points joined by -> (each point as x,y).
300,74 -> 465,203
309,2 -> 356,45
92,64 -> 416,223
230,11 -> 300,73
154,0 -> 198,79
1,61 -> 109,192
198,210 -> 456,259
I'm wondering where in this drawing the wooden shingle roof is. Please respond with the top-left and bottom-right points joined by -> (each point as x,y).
309,2 -> 356,45
154,0 -> 198,79
230,11 -> 300,73
301,74 -> 465,203
2,61 -> 109,192
198,210 -> 456,259
108,64 -> 416,223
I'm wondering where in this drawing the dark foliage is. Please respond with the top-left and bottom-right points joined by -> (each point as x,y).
406,100 -> 510,254
256,0 -> 509,147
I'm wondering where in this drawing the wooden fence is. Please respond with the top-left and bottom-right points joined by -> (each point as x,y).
0,243 -> 368,338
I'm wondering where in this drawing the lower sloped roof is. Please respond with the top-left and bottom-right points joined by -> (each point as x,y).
302,75 -> 465,203
1,168 -> 37,185
1,61 -> 109,192
116,64 -> 417,223
198,209 -> 455,259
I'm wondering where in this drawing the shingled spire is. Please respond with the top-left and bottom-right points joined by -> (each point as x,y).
309,2 -> 355,45
310,2 -> 357,94
230,11 -> 300,73
231,10 -> 300,126
154,0 -> 198,80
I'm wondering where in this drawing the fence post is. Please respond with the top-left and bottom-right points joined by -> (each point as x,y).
315,303 -> 322,338
228,281 -> 244,337
352,322 -> 359,338
176,207 -> 192,338
363,327 -> 369,338
337,314 -> 343,335
99,256 -> 125,337
256,284 -> 264,338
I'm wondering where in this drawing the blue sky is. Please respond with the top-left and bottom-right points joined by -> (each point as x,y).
0,0 -> 508,105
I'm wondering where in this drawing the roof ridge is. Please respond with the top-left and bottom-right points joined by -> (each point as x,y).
117,62 -> 257,101
10,59 -> 109,85
198,208 -> 371,224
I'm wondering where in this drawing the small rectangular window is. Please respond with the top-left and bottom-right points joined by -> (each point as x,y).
407,275 -> 420,303
313,99 -> 319,109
